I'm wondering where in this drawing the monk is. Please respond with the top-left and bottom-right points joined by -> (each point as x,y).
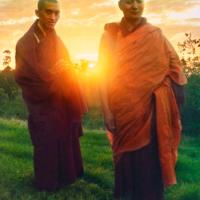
15,0 -> 86,191
98,0 -> 187,199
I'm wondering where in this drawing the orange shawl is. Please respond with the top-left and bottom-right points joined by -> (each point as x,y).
99,22 -> 187,186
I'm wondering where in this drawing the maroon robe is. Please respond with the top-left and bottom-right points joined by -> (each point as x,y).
15,20 -> 86,191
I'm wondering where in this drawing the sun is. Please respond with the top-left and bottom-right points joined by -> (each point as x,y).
88,63 -> 95,69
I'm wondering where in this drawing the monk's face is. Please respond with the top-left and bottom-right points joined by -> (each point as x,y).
119,0 -> 144,20
35,1 -> 60,30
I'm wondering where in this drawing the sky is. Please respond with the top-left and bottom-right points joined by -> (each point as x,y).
0,0 -> 200,68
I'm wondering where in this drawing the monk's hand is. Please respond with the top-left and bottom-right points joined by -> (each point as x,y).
104,111 -> 116,134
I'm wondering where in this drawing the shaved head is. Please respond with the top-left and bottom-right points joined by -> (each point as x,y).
119,0 -> 144,5
36,0 -> 60,30
118,0 -> 144,20
37,0 -> 59,10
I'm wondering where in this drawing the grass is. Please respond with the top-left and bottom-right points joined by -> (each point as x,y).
0,118 -> 200,200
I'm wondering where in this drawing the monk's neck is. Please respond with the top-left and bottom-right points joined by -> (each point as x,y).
37,21 -> 54,36
123,17 -> 142,32
37,22 -> 47,37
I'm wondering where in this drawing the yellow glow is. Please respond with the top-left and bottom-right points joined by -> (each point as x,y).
88,63 -> 95,69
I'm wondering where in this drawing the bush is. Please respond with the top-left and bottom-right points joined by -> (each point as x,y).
0,70 -> 18,101
0,88 -> 8,105
185,75 -> 200,111
0,91 -> 27,119
83,106 -> 104,129
182,74 -> 200,136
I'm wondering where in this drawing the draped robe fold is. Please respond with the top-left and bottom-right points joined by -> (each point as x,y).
15,21 -> 86,190
99,21 -> 187,187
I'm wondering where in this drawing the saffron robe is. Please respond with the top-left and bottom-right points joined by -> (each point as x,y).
98,20 -> 187,187
15,21 -> 86,190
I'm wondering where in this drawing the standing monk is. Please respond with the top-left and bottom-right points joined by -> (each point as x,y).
98,0 -> 187,199
15,0 -> 86,191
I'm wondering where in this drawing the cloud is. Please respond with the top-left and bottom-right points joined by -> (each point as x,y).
146,0 -> 199,13
0,17 -> 35,26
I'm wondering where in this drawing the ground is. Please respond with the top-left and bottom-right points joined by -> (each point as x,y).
0,118 -> 199,200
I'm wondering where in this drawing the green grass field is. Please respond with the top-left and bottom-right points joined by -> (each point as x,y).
0,118 -> 200,200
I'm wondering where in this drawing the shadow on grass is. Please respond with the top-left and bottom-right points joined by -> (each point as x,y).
0,146 -> 32,161
0,134 -> 31,147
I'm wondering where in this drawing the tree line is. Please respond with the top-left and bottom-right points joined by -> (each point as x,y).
0,33 -> 200,135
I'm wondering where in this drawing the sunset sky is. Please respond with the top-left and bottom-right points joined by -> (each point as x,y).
0,0 -> 200,68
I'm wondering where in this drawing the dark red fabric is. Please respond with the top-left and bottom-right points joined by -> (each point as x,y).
15,21 -> 85,190
114,134 -> 164,200
15,20 -> 86,119
29,111 -> 83,190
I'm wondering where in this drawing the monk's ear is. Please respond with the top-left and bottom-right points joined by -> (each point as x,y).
118,1 -> 123,11
35,9 -> 39,18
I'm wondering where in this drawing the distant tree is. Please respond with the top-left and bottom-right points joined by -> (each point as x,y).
80,59 -> 89,72
0,50 -> 19,100
177,33 -> 200,77
2,50 -> 11,69
2,66 -> 12,73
